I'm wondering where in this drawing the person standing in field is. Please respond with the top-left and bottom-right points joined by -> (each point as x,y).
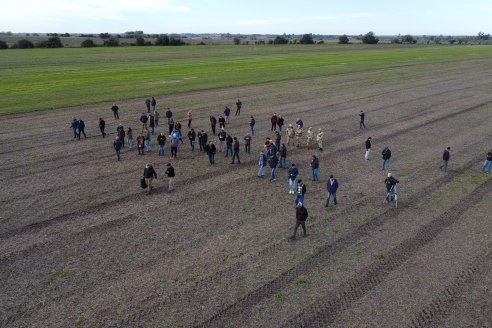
359,110 -> 366,129
145,99 -> 151,113
71,117 -> 79,139
140,112 -> 148,132
295,179 -> 306,207
271,113 -> 278,132
187,111 -> 192,128
274,130 -> 282,150
77,119 -> 87,140
288,163 -> 299,194
143,163 -> 157,194
316,128 -> 324,151
286,124 -> 295,146
151,97 -> 157,111
198,130 -> 208,152
231,137 -> 241,164
117,123 -> 125,148
111,103 -> 119,119
439,147 -> 451,172
165,108 -> 173,123
290,204 -> 308,240
296,118 -> 304,129
210,115 -> 217,135
384,172 -> 399,203
157,132 -> 167,156
249,116 -> 256,135
127,127 -> 134,149
258,151 -> 267,177
113,137 -> 123,161
205,140 -> 216,164
235,99 -> 242,115
279,144 -> 287,169
325,174 -> 339,207
244,133 -> 252,154
277,115 -> 284,132
145,129 -> 152,153
165,163 -> 175,192
167,116 -> 174,136
218,115 -> 226,130
481,149 -> 492,174
310,155 -> 319,181
224,106 -> 231,123
99,118 -> 106,138
217,128 -> 227,152
225,134 -> 234,158
381,146 -> 392,171
365,137 -> 372,161
306,127 -> 314,148
137,134 -> 145,155
187,128 -> 196,152
170,132 -> 179,158
154,109 -> 160,127
269,152 -> 279,182
295,126 -> 303,147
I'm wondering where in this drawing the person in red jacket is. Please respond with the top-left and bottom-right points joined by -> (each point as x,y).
271,113 -> 278,131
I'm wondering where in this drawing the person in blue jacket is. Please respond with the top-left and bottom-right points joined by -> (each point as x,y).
287,163 -> 299,194
224,106 -> 231,123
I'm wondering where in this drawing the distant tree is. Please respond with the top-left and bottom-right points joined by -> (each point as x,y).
317,40 -> 324,44
300,33 -> 314,44
362,31 -> 379,44
338,34 -> 349,44
0,40 -> 8,49
273,35 -> 289,44
169,36 -> 185,46
136,36 -> 145,46
155,34 -> 170,45
267,39 -> 273,44
104,37 -> 119,46
99,32 -> 111,39
401,34 -> 416,44
449,39 -> 456,44
391,38 -> 402,44
233,37 -> 241,45
478,31 -> 490,40
81,39 -> 96,47
198,41 -> 206,45
47,36 -> 63,48
61,33 -> 71,37
17,39 -> 34,49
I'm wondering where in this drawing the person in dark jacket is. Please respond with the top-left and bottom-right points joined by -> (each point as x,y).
224,106 -> 231,123
249,116 -> 256,135
269,153 -> 279,182
111,103 -> 119,119
99,118 -> 106,138
137,134 -> 145,155
145,98 -> 151,113
385,172 -> 399,202
168,116 -> 175,136
187,128 -> 196,152
310,155 -> 319,181
165,163 -> 175,191
157,132 -> 167,156
117,124 -> 125,148
71,117 -> 79,139
287,163 -> 299,194
365,137 -> 372,160
277,115 -> 284,132
279,144 -> 287,169
143,163 -> 157,193
439,147 -> 450,172
149,114 -> 155,136
140,112 -> 148,132
225,134 -> 234,157
481,149 -> 492,174
218,115 -> 226,130
325,175 -> 339,207
359,110 -> 365,129
231,137 -> 240,164
198,130 -> 208,152
151,97 -> 156,111
271,113 -> 278,131
290,204 -> 308,240
165,108 -> 173,121
77,119 -> 86,140
235,99 -> 242,115
381,146 -> 391,170
274,130 -> 281,150
113,137 -> 123,161
127,127 -> 134,149
295,179 -> 306,206
217,128 -> 227,152
210,115 -> 217,135
205,141 -> 216,164
244,134 -> 252,154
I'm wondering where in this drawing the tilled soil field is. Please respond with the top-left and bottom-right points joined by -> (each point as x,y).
1,57 -> 492,327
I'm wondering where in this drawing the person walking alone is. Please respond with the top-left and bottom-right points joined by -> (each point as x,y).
325,175 -> 339,207
235,99 -> 242,115
249,116 -> 256,136
290,204 -> 308,240
481,149 -> 492,174
99,118 -> 106,138
365,137 -> 372,161
258,151 -> 267,177
111,103 -> 119,119
165,163 -> 175,192
439,147 -> 450,172
187,111 -> 192,128
359,110 -> 366,129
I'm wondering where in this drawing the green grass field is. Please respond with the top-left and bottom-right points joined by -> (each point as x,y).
1,44 -> 492,115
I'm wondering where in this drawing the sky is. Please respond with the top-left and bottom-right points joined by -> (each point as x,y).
1,0 -> 491,35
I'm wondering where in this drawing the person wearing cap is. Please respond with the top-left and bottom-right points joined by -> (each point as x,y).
325,175 -> 339,207
143,163 -> 157,194
381,146 -> 391,170
384,172 -> 399,202
316,128 -> 324,151
295,179 -> 306,206
165,163 -> 175,191
365,137 -> 372,160
439,147 -> 451,172
286,124 -> 295,146
290,204 -> 308,240
231,137 -> 241,164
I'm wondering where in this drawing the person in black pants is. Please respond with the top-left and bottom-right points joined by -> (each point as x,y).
290,204 -> 308,240
231,137 -> 240,164
77,119 -> 87,140
439,147 -> 451,172
359,110 -> 366,129
99,118 -> 106,138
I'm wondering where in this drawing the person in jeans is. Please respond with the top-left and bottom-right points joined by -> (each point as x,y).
258,151 -> 267,177
269,153 -> 279,182
225,134 -> 234,157
127,127 -> 134,149
365,137 -> 372,160
113,137 -> 123,161
187,128 -> 196,152
244,134 -> 252,154
381,146 -> 391,170
249,116 -> 256,135
143,163 -> 157,194
290,204 -> 308,240
481,149 -> 492,174
137,134 -> 145,155
224,106 -> 231,123
325,175 -> 339,207
295,179 -> 306,207
310,155 -> 319,181
279,144 -> 287,169
205,141 -> 216,164
231,137 -> 241,164
157,132 -> 166,156
165,163 -> 175,191
151,97 -> 156,111
439,147 -> 450,172
149,113 -> 155,136
154,109 -> 159,127
145,130 -> 152,153
71,117 -> 79,139
287,163 -> 299,194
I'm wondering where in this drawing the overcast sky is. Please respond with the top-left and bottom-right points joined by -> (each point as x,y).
1,0 -> 491,35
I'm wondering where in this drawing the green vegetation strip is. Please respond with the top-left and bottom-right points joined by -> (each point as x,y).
1,45 -> 492,115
